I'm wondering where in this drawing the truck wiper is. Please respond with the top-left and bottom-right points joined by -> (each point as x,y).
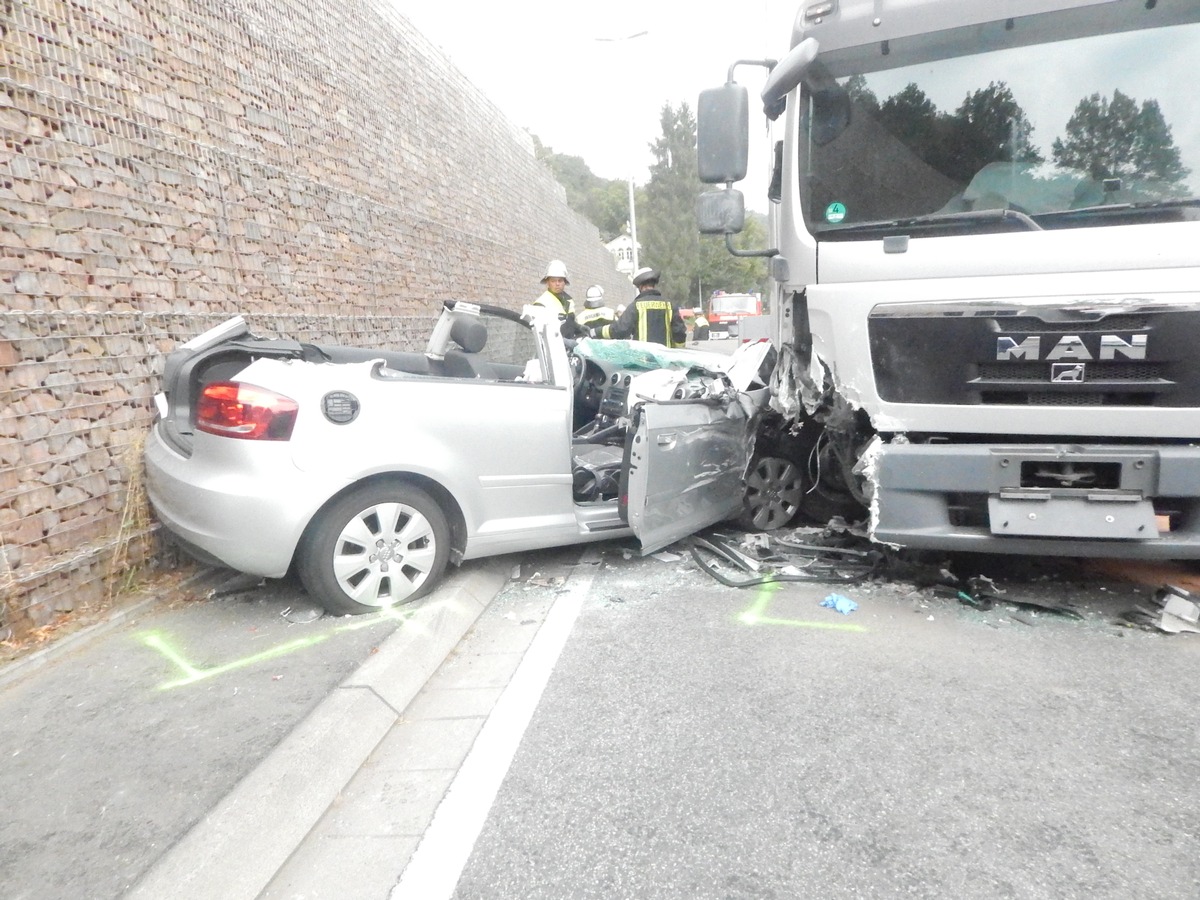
1044,197 -> 1200,218
823,207 -> 1042,238
890,208 -> 1043,232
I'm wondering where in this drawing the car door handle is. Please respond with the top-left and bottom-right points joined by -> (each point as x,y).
656,433 -> 677,449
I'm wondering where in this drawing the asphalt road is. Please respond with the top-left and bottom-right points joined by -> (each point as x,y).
2,540 -> 1199,899
0,571 -> 403,900
447,544 -> 1200,900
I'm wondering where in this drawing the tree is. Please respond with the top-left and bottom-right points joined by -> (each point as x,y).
936,81 -> 1042,183
640,102 -> 702,304
844,74 -> 879,117
877,83 -> 940,160
1052,89 -> 1189,185
532,135 -> 631,240
697,214 -> 769,306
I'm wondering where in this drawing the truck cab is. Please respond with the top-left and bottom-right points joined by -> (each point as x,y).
699,0 -> 1200,558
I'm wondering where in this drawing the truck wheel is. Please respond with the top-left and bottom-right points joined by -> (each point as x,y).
739,455 -> 805,531
298,483 -> 450,615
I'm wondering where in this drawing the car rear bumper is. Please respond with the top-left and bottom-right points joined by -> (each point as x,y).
144,426 -> 320,578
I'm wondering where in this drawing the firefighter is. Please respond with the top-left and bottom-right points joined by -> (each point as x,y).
601,267 -> 686,348
577,285 -> 617,337
533,259 -> 581,337
691,309 -> 710,341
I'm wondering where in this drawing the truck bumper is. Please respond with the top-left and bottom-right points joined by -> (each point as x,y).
872,442 -> 1200,558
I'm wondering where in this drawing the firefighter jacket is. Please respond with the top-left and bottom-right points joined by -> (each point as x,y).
577,305 -> 617,334
603,289 -> 687,348
533,289 -> 581,338
533,288 -> 574,317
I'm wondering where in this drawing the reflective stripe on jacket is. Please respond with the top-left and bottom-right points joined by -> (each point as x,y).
606,290 -> 686,348
577,307 -> 616,329
533,289 -> 574,317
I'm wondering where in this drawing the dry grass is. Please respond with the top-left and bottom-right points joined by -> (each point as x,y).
106,432 -> 152,605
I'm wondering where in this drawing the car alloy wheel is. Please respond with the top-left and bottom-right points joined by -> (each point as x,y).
740,455 -> 805,531
298,483 -> 450,615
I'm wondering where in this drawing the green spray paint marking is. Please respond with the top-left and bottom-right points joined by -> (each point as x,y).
738,583 -> 867,631
139,603 -> 418,689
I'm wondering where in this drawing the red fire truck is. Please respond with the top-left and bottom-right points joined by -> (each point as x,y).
705,291 -> 763,339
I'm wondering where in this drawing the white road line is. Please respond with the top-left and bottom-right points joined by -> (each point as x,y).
390,555 -> 598,900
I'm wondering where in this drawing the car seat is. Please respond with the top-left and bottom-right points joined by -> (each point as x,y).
443,317 -> 496,379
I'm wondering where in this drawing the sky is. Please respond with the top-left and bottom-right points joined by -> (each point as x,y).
391,0 -> 801,207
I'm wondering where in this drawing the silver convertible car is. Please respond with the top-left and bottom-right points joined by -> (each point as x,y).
144,301 -> 769,615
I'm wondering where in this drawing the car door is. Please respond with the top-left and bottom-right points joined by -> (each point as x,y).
621,395 -> 749,554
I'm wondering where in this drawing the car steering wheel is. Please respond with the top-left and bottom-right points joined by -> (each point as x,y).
569,352 -> 585,391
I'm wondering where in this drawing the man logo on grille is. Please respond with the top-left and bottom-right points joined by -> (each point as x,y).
1051,363 -> 1086,383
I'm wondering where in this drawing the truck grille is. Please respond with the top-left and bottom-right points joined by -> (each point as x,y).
867,302 -> 1200,407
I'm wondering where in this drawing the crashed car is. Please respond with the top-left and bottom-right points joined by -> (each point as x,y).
144,301 -> 769,615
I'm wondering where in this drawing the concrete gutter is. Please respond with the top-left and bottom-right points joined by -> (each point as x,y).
125,559 -> 510,900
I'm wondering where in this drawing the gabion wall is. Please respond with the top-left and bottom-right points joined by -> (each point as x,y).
0,0 -> 630,639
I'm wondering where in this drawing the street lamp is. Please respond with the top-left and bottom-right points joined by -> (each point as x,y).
592,28 -> 648,280
628,175 -> 639,275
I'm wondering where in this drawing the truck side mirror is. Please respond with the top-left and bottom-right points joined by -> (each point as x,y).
697,189 -> 745,235
698,84 -> 749,184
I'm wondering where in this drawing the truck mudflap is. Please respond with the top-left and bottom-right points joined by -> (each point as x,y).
869,442 -> 1200,559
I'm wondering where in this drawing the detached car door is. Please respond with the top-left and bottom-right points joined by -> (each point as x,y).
622,396 -> 749,554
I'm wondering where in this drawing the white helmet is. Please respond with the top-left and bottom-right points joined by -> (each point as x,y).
541,259 -> 570,284
584,285 -> 605,308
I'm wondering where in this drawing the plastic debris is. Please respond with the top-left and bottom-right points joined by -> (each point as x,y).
689,529 -> 869,587
652,550 -> 683,563
820,593 -> 858,615
207,572 -> 266,599
281,605 -> 323,624
1121,584 -> 1200,634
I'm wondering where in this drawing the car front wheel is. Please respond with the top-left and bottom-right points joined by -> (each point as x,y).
739,455 -> 805,531
298,483 -> 450,615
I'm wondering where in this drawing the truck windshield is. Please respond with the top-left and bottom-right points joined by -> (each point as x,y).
801,4 -> 1200,239
710,295 -> 759,314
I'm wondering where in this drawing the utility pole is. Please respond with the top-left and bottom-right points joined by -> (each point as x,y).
628,175 -> 639,275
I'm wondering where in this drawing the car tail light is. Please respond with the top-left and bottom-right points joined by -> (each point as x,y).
195,381 -> 299,440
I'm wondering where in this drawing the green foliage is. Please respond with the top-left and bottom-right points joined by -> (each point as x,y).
863,80 -> 1188,193
1052,89 -> 1189,185
875,81 -> 1043,184
532,134 -> 630,241
641,103 -> 701,304
940,82 -> 1043,181
640,102 -> 767,306
531,104 -> 768,304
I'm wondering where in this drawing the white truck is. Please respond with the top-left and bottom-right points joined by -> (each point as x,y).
699,0 -> 1200,556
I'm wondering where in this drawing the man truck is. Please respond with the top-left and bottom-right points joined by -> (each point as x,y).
699,0 -> 1200,556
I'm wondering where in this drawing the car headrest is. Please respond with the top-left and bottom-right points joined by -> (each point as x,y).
450,316 -> 487,353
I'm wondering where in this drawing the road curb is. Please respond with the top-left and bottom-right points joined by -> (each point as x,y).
125,559 -> 512,900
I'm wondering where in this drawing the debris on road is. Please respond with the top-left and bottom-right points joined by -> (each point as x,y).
689,527 -> 876,587
281,605 -> 324,625
820,593 -> 858,615
689,524 -> 1108,627
1120,585 -> 1200,634
207,572 -> 267,600
935,578 -> 1084,620
526,572 -> 567,589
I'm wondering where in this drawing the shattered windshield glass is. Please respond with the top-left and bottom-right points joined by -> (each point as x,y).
801,3 -> 1200,238
573,339 -> 728,374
